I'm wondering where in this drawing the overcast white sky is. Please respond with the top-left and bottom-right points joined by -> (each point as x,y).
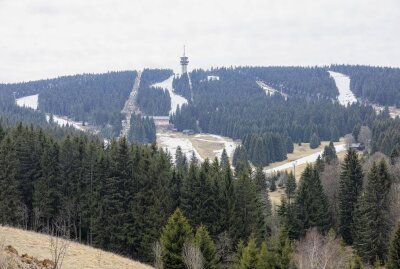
0,0 -> 399,83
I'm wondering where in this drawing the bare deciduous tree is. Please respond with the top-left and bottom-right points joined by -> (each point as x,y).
358,126 -> 372,152
216,232 -> 235,269
344,134 -> 355,149
153,240 -> 163,269
182,242 -> 204,269
49,217 -> 70,269
321,162 -> 340,227
295,228 -> 349,269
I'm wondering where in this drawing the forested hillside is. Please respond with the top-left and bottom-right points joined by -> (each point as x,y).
331,64 -> 400,106
237,66 -> 338,98
172,73 -> 191,100
172,67 -> 376,165
127,114 -> 156,144
136,69 -> 173,116
1,71 -> 138,137
1,120 -> 400,268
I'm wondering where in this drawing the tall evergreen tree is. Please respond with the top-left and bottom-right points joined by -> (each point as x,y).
236,235 -> 258,269
353,160 -> 392,264
292,164 -> 331,238
387,223 -> 400,269
194,225 -> 220,269
338,149 -> 363,244
160,209 -> 193,269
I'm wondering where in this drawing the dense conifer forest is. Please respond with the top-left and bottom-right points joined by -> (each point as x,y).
172,73 -> 192,100
331,64 -> 400,106
1,119 -> 400,267
127,114 -> 156,144
172,67 -> 376,165
136,69 -> 173,116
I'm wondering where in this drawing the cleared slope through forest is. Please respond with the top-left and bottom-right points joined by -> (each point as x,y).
120,70 -> 142,138
329,70 -> 400,117
0,226 -> 153,269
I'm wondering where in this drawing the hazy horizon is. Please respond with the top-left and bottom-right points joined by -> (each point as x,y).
1,0 -> 399,83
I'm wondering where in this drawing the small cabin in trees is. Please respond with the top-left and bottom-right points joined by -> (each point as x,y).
350,143 -> 365,151
182,129 -> 195,135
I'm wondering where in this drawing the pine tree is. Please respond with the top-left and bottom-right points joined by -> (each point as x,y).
293,164 -> 331,238
160,209 -> 193,269
237,235 -> 258,269
0,136 -> 22,225
194,225 -> 219,269
253,166 -> 266,191
234,171 -> 265,241
338,149 -> 363,244
309,133 -> 321,149
353,160 -> 392,264
220,149 -> 229,168
387,223 -> 400,269
322,141 -> 337,164
285,172 -> 296,204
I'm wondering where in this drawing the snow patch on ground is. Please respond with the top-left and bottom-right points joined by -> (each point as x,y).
328,71 -> 357,106
207,75 -> 219,81
151,75 -> 188,115
157,132 -> 202,162
256,81 -> 288,99
264,144 -> 347,174
16,94 -> 39,110
45,115 -> 85,131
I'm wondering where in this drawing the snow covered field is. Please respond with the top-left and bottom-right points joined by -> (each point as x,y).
157,132 -> 203,162
16,94 -> 85,131
15,94 -> 39,110
157,131 -> 239,163
264,143 -> 346,174
151,75 -> 188,115
328,71 -> 357,106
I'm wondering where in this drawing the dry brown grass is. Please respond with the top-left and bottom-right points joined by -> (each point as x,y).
0,226 -> 153,269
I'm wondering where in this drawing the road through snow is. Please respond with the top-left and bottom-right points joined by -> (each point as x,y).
264,144 -> 347,174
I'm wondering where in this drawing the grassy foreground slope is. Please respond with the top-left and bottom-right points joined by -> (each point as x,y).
0,226 -> 153,269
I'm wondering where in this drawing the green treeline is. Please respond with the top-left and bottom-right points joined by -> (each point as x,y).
172,67 -> 376,165
136,69 -> 173,116
172,73 -> 191,100
331,64 -> 400,106
127,114 -> 156,144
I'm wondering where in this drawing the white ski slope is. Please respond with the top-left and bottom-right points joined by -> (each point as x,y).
15,94 -> 85,131
328,71 -> 357,106
157,132 -> 203,162
15,94 -> 39,110
264,144 -> 347,174
151,75 -> 188,115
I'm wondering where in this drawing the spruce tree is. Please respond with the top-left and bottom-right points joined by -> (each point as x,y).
0,136 -> 22,225
387,223 -> 400,269
353,160 -> 392,264
293,164 -> 331,237
237,235 -> 258,269
194,225 -> 219,269
160,209 -> 193,269
253,166 -> 267,191
338,149 -> 363,244
285,172 -> 296,204
309,133 -> 321,149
